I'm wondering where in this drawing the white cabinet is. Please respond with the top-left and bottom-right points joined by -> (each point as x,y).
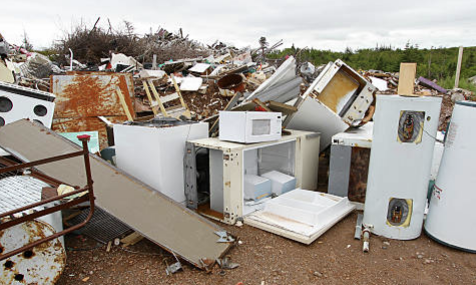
185,130 -> 320,225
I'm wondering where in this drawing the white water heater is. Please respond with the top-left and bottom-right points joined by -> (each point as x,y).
363,95 -> 441,240
424,101 -> 476,252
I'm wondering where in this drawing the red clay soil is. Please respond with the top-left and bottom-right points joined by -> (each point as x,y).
57,211 -> 476,285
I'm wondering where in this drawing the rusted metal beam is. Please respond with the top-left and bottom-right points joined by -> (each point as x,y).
0,156 -> 65,187
0,150 -> 84,173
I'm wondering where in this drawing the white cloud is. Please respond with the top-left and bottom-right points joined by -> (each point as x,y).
1,0 -> 475,51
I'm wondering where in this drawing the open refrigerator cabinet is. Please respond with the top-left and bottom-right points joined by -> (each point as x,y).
184,130 -> 320,225
302,59 -> 375,127
284,59 -> 376,152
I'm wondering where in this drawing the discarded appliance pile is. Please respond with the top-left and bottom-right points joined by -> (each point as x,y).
1,31 -> 475,284
362,68 -> 474,131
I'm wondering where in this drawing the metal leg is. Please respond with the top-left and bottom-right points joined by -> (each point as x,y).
184,142 -> 198,209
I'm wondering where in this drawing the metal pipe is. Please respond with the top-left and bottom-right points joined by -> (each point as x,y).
362,227 -> 371,253
79,134 -> 95,219
69,48 -> 73,71
354,213 -> 363,240
0,150 -> 84,173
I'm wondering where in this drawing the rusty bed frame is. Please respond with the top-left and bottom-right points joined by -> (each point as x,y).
0,135 -> 95,261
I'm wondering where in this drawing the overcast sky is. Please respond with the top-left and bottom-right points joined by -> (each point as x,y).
2,0 -> 475,52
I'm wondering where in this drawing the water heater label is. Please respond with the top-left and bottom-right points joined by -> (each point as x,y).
446,123 -> 458,148
433,185 -> 443,201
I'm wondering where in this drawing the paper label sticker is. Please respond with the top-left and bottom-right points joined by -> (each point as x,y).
446,123 -> 458,148
433,184 -> 443,201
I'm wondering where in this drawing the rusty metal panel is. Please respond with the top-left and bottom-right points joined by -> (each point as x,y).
51,72 -> 135,119
0,120 -> 233,270
52,116 -> 125,150
348,147 -> 370,203
0,220 -> 66,285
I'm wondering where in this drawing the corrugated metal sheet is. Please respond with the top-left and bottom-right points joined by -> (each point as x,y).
51,72 -> 135,119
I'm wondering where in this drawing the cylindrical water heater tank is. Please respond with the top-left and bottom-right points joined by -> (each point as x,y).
363,95 -> 442,240
425,101 -> 476,252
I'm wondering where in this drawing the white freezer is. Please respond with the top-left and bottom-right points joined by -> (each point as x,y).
114,122 -> 208,204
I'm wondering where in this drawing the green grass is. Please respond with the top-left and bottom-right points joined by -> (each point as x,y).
438,75 -> 476,93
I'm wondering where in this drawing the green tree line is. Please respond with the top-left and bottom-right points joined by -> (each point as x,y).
271,43 -> 476,90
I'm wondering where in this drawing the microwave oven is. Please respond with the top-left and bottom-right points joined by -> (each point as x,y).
219,111 -> 282,143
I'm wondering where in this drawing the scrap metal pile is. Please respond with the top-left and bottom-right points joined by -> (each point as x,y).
1,29 -> 476,284
362,69 -> 474,131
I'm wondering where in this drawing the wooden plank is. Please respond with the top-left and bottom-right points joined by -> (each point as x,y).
251,98 -> 272,112
141,80 -> 158,116
267,101 -> 298,115
115,88 -> 134,121
63,211 -> 82,224
455,46 -> 464,89
106,241 -> 112,252
147,79 -> 168,116
170,74 -> 189,111
397,63 -> 417,96
161,92 -> 180,104
209,92 -> 243,136
120,232 -> 144,247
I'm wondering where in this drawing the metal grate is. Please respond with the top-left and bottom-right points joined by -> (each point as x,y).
0,175 -> 51,214
68,207 -> 131,244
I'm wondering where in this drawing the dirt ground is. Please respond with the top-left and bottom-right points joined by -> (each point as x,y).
56,211 -> 476,285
